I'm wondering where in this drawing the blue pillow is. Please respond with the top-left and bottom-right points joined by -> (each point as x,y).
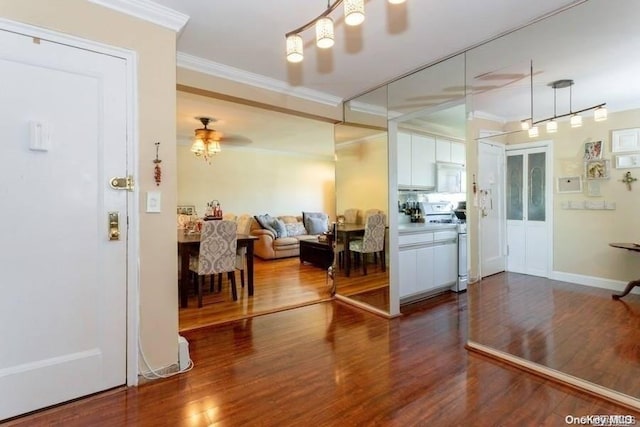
302,212 -> 328,233
271,218 -> 288,238
305,216 -> 327,235
254,214 -> 277,235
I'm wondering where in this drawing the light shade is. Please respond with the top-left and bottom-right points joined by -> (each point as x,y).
570,114 -> 582,128
546,119 -> 558,133
594,106 -> 608,122
190,139 -> 205,155
344,0 -> 365,26
286,34 -> 303,63
520,119 -> 531,131
315,16 -> 334,49
388,0 -> 406,3
528,126 -> 539,138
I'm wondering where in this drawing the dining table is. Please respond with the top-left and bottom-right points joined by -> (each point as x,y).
335,223 -> 366,277
177,230 -> 258,308
609,242 -> 640,300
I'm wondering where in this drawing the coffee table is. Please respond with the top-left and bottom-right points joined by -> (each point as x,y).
299,239 -> 333,269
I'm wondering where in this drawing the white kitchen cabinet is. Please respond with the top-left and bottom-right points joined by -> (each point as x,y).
415,246 -> 435,292
399,248 -> 417,297
397,131 -> 435,189
436,137 -> 466,165
399,229 -> 457,301
433,241 -> 458,288
397,132 -> 412,187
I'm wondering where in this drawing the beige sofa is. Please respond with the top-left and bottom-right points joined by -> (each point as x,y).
250,215 -> 325,260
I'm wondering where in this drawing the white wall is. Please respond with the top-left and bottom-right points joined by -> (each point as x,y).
178,146 -> 336,218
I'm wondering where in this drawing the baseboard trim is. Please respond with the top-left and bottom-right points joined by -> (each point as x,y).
334,294 -> 395,318
551,270 -> 640,295
137,363 -> 179,384
466,341 -> 640,412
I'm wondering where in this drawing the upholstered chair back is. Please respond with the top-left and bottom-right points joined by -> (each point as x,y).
343,208 -> 360,224
358,213 -> 386,253
197,220 -> 237,275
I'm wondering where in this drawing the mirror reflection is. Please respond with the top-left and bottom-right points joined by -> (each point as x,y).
466,0 -> 640,402
334,85 -> 390,314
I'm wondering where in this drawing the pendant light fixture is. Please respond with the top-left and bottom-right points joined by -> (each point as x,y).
191,117 -> 221,163
286,0 -> 404,63
522,64 -> 607,138
344,0 -> 365,26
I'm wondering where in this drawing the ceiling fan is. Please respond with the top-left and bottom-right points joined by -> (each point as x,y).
190,116 -> 252,162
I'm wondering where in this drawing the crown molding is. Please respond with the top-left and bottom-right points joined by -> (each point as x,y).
177,52 -> 342,107
470,110 -> 507,124
87,0 -> 189,32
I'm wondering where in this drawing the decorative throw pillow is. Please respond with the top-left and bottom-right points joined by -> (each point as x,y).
305,216 -> 328,235
254,214 -> 277,235
285,222 -> 307,237
302,211 -> 328,234
271,218 -> 288,238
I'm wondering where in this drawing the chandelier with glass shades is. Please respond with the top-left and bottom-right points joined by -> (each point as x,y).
285,0 -> 406,63
520,65 -> 607,138
190,117 -> 221,162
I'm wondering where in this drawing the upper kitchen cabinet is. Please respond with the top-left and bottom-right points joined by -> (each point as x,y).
398,131 -> 436,189
436,137 -> 465,165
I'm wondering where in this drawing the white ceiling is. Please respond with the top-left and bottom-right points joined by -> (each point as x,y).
148,0 -> 640,155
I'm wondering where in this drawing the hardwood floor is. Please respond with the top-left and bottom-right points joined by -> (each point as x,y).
469,272 -> 640,401
8,291 -> 639,426
180,256 -> 389,331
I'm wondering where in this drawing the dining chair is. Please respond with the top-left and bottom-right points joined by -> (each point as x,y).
343,208 -> 360,224
189,219 -> 239,307
348,213 -> 386,275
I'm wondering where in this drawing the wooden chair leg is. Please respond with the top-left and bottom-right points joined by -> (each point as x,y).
362,253 -> 367,275
197,275 -> 204,308
217,273 -> 223,292
209,274 -> 215,292
240,269 -> 245,288
229,271 -> 238,301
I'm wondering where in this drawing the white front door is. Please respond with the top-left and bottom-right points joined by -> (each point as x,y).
0,29 -> 128,420
478,141 -> 506,277
505,145 -> 551,277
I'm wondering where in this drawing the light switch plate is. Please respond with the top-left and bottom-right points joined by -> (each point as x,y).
146,191 -> 161,213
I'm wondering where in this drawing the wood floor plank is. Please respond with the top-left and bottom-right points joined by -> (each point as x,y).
6,275 -> 639,426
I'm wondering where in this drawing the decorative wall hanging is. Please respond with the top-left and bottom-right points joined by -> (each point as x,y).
583,140 -> 603,161
621,171 -> 637,191
556,176 -> 582,193
615,154 -> 640,169
611,128 -> 640,153
153,142 -> 162,186
585,159 -> 610,180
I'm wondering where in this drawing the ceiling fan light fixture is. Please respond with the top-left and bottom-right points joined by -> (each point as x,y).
594,105 -> 608,122
286,34 -> 304,63
388,0 -> 406,3
191,139 -> 205,155
315,16 -> 335,48
344,0 -> 365,26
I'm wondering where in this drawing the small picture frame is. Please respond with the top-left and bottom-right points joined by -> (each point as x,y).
615,154 -> 640,169
611,128 -> 640,153
583,140 -> 603,160
587,181 -> 601,197
556,176 -> 582,193
177,205 -> 196,215
585,159 -> 610,180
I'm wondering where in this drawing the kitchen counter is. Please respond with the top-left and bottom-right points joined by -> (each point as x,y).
398,222 -> 459,234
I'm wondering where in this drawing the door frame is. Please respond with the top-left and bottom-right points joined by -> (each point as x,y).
0,18 -> 140,386
477,136 -> 507,279
505,140 -> 554,277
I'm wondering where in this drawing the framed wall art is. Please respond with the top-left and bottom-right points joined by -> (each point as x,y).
583,140 -> 603,160
556,176 -> 582,193
585,159 -> 610,180
614,153 -> 640,169
611,128 -> 640,153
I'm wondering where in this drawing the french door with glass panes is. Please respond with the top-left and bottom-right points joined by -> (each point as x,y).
506,146 -> 552,277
